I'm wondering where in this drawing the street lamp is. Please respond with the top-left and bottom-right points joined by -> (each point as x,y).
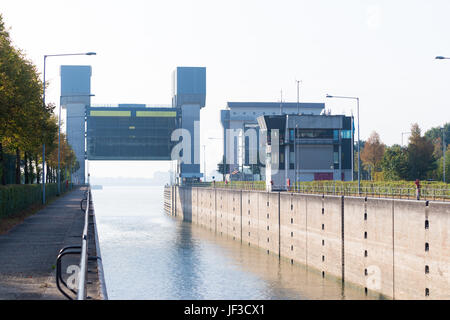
42,52 -> 96,203
401,132 -> 411,146
442,127 -> 447,183
296,80 -> 302,114
435,56 -> 449,183
208,137 -> 223,181
202,145 -> 206,182
326,94 -> 361,194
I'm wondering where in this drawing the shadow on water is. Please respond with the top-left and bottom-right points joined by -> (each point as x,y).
171,222 -> 201,299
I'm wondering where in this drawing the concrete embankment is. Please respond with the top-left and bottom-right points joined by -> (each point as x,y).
164,185 -> 450,300
0,186 -> 106,300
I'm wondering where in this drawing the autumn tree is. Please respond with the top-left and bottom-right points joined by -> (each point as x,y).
360,131 -> 385,180
407,123 -> 436,180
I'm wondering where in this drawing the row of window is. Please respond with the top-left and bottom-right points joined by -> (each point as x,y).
288,129 -> 352,141
232,111 -> 315,116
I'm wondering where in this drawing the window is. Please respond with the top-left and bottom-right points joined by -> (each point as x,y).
334,152 -> 339,165
289,129 -> 295,142
297,129 -> 333,139
341,130 -> 351,139
333,130 -> 339,141
279,151 -> 285,168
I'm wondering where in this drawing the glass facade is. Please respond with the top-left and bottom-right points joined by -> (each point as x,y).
296,129 -> 334,139
340,130 -> 352,139
87,108 -> 178,160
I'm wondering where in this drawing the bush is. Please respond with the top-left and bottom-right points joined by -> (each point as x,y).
0,183 -> 72,219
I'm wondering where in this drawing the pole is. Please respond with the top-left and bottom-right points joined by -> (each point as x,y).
57,97 -> 61,195
357,98 -> 361,194
351,115 -> 354,181
443,127 -> 446,183
280,89 -> 283,114
42,55 -> 47,204
41,52 -> 96,197
203,145 -> 206,182
295,124 -> 298,191
296,80 -> 300,114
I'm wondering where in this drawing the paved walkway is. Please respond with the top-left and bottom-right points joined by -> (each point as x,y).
0,186 -> 99,300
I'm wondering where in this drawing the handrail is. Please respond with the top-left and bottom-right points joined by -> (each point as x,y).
56,246 -> 81,300
91,209 -> 108,299
55,185 -> 108,300
77,186 -> 90,300
176,182 -> 450,201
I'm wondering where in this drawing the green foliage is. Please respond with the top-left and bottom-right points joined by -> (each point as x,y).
424,123 -> 450,148
217,156 -> 230,180
381,145 -> 409,180
433,148 -> 450,182
0,14 -> 77,185
407,124 -> 436,180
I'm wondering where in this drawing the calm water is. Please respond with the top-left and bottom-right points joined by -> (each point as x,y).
92,186 -> 375,300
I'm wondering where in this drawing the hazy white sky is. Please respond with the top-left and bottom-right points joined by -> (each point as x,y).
2,0 -> 450,178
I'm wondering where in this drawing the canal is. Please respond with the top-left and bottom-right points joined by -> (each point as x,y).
92,185 -> 377,300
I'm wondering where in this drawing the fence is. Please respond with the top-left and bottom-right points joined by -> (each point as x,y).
0,183 -> 74,219
179,181 -> 450,201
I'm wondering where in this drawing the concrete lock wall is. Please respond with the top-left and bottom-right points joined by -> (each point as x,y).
164,186 -> 450,300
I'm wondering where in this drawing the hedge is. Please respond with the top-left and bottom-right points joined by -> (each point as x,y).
0,183 -> 73,219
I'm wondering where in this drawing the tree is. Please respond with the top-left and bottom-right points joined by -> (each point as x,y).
407,123 -> 436,180
381,145 -> 409,181
424,123 -> 450,150
360,131 -> 385,180
0,13 -> 62,185
217,155 -> 230,181
435,146 -> 450,182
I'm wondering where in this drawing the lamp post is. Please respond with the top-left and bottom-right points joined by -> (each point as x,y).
326,94 -> 361,194
295,124 -> 299,191
442,127 -> 447,183
296,80 -> 302,114
401,132 -> 411,146
208,137 -> 226,181
436,56 -> 449,183
42,52 -> 96,203
202,145 -> 206,182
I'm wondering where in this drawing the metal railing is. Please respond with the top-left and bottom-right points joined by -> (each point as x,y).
56,187 -> 97,300
77,187 -> 90,300
293,185 -> 450,201
56,246 -> 81,299
178,182 -> 450,201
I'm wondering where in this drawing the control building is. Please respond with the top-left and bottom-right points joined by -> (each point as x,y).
220,102 -> 325,180
257,114 -> 354,190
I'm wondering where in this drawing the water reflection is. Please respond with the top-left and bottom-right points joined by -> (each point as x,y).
92,186 -> 379,300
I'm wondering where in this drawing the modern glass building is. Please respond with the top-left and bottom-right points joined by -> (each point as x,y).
258,114 -> 354,190
220,101 -> 326,181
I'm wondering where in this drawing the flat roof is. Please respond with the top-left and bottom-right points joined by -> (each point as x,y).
227,102 -> 325,109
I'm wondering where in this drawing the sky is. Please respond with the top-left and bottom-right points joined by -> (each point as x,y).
1,0 -> 450,179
